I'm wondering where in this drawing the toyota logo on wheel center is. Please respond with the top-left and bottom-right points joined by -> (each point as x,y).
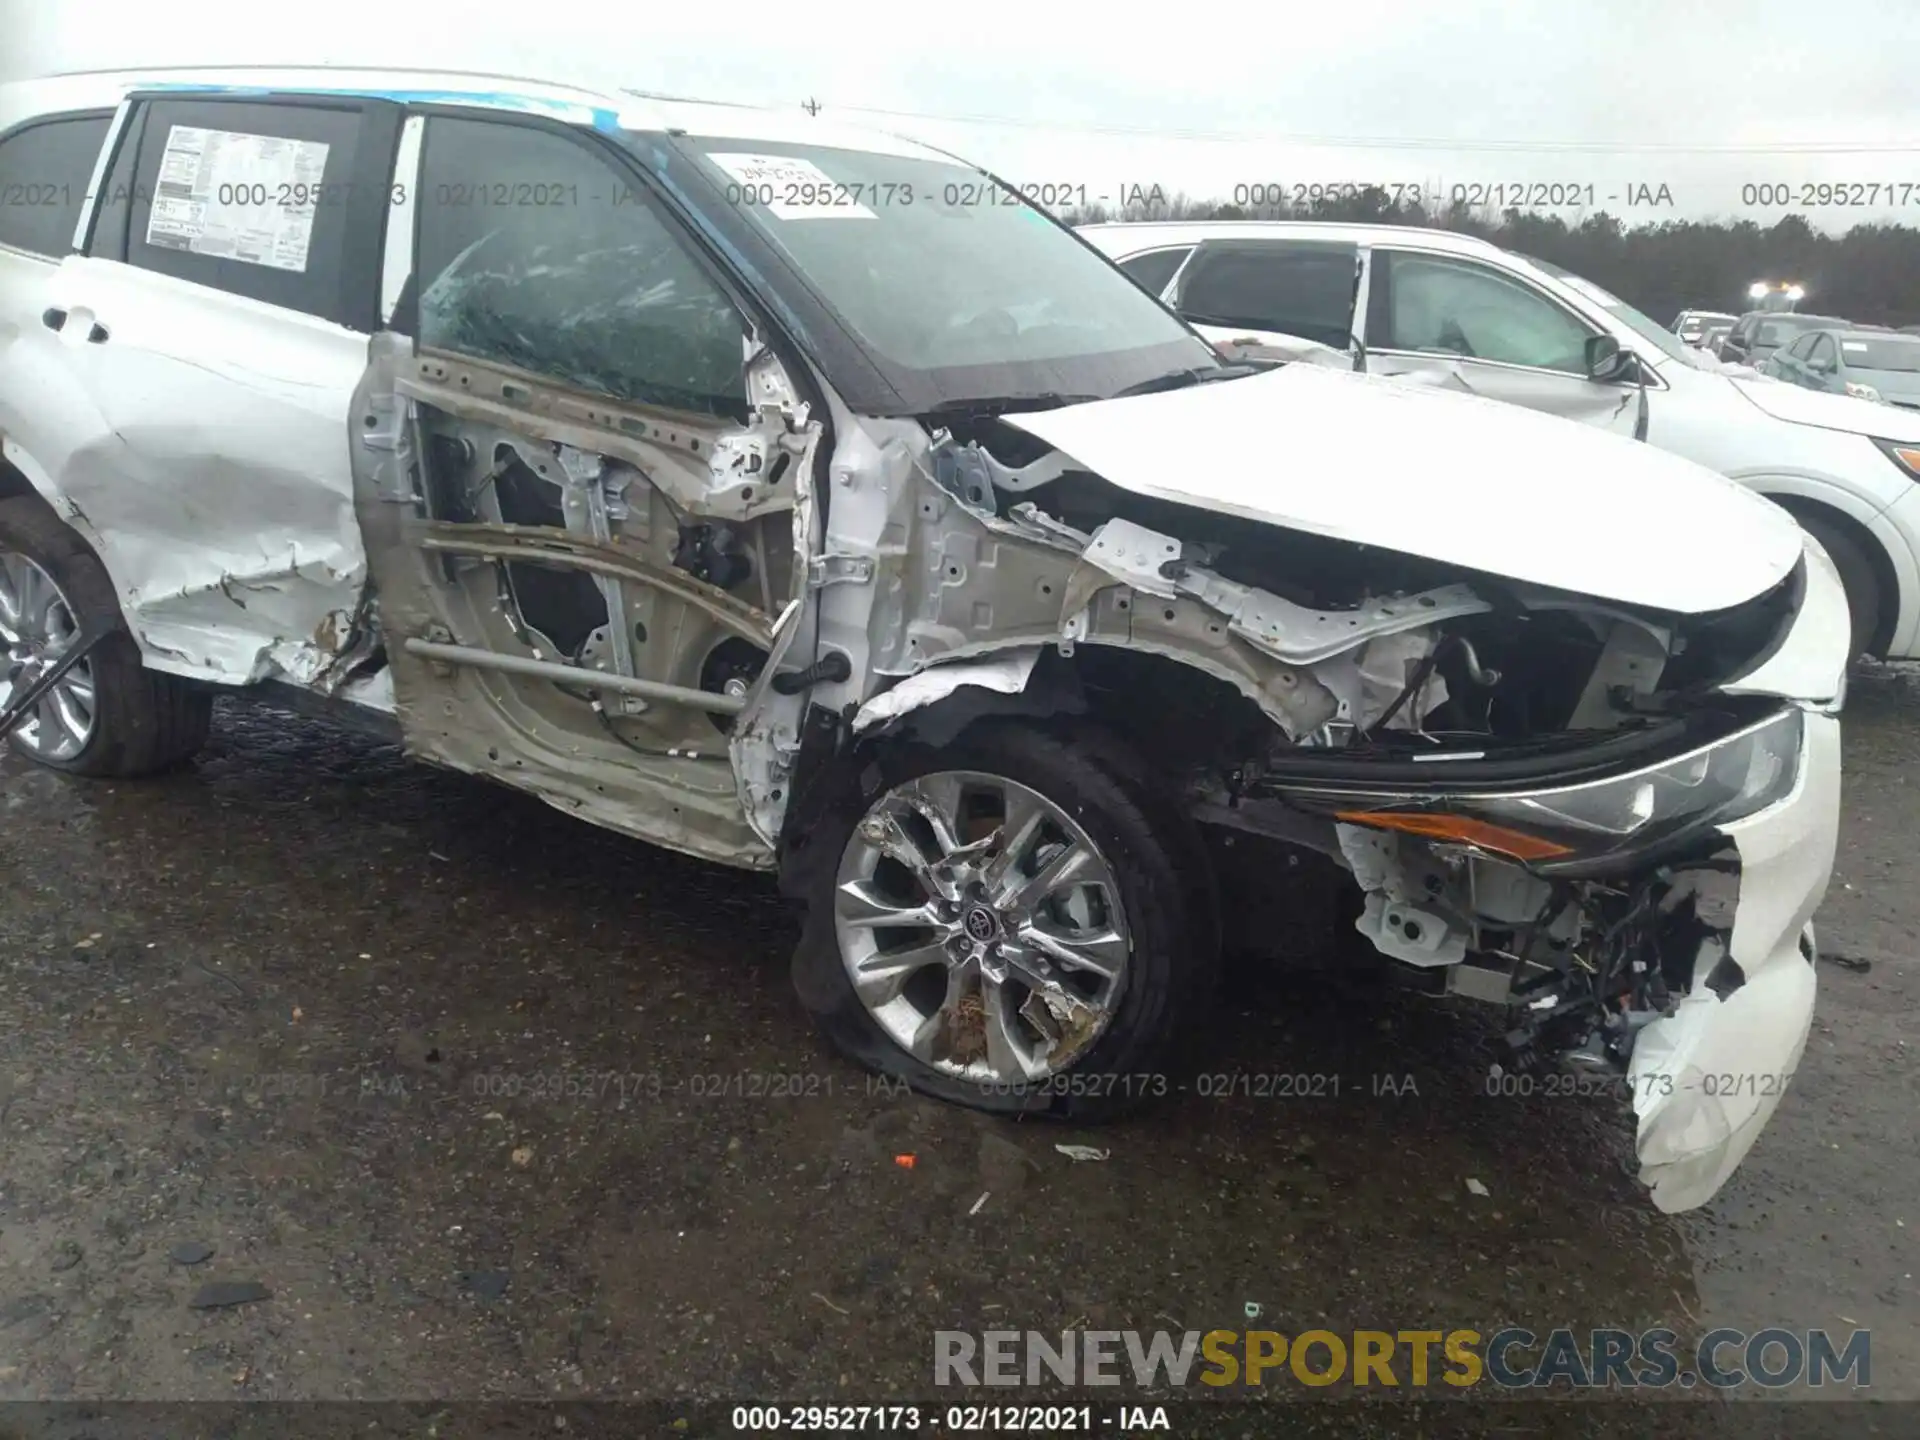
963,906 -> 999,943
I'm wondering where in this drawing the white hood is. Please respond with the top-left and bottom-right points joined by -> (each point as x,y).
1004,363 -> 1805,615
1733,374 -> 1920,441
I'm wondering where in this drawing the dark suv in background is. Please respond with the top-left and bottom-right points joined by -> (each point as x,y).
1718,311 -> 1854,367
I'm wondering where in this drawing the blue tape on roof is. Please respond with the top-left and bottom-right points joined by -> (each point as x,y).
132,81 -> 621,130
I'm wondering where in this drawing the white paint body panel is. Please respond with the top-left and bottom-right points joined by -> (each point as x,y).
1005,362 -> 1805,615
1722,534 -> 1851,705
17,256 -> 368,685
1649,368 -> 1918,513
1629,710 -> 1839,1213
1730,373 -> 1920,441
1365,350 -> 1641,438
852,648 -> 1042,733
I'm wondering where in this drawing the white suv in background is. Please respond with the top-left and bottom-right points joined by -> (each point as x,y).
1082,220 -> 1920,660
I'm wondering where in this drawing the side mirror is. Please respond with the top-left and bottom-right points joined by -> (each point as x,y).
1584,334 -> 1634,383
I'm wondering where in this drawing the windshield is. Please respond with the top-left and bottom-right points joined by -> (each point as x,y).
1841,335 -> 1920,373
1521,256 -> 1696,365
662,137 -> 1217,414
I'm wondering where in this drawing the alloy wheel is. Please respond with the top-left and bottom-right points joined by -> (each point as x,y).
0,551 -> 96,762
832,770 -> 1132,1083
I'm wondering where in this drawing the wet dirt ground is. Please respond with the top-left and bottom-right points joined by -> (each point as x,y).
0,669 -> 1915,1431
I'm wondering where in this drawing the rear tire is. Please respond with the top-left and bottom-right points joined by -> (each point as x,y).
1794,512 -> 1880,660
789,721 -> 1217,1122
0,497 -> 210,776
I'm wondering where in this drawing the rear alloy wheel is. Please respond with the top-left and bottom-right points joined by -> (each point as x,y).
791,723 -> 1215,1119
0,551 -> 97,761
0,497 -> 210,776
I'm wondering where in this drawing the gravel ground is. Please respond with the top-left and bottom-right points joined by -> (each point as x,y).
0,668 -> 1914,1430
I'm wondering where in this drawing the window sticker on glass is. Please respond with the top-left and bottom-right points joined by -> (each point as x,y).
705,152 -> 877,220
144,126 -> 331,272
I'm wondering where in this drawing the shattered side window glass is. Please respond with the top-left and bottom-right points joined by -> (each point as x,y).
414,117 -> 747,419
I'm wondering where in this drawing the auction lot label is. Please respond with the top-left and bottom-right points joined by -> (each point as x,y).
145,125 -> 331,271
707,152 -> 878,219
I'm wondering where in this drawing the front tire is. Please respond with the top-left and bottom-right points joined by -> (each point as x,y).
0,497 -> 210,776
789,722 -> 1217,1121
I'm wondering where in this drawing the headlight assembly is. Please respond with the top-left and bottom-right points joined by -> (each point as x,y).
1875,437 -> 1920,479
1333,707 -> 1804,873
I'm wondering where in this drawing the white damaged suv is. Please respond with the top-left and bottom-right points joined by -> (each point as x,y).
0,68 -> 1846,1212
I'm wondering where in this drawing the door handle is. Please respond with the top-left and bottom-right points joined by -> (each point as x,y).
41,307 -> 68,332
85,322 -> 109,344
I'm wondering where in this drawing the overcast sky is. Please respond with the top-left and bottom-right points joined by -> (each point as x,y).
7,0 -> 1920,228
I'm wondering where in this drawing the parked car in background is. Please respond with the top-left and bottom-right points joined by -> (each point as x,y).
1718,311 -> 1854,368
0,69 -> 1847,1216
1079,219 -> 1920,658
1763,328 -> 1920,409
1701,321 -> 1737,356
1674,309 -> 1737,347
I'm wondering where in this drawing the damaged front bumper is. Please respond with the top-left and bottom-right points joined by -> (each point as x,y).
1239,698 -> 1839,1213
1628,708 -> 1837,1212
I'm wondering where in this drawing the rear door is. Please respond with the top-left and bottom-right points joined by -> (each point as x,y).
0,108 -> 114,487
34,91 -> 400,688
1361,246 -> 1640,437
1165,237 -> 1362,358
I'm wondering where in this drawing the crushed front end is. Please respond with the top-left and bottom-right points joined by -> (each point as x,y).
1210,541 -> 1846,1212
805,359 -> 1844,1208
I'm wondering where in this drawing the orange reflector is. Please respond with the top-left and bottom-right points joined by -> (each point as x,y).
1891,445 -> 1920,474
1333,810 -> 1575,862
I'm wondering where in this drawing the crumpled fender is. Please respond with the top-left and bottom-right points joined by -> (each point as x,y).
852,648 -> 1044,734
